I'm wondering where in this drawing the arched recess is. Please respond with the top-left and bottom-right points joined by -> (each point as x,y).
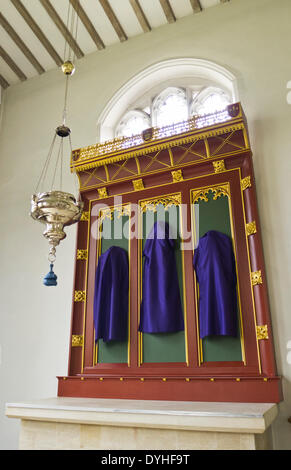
97,58 -> 239,142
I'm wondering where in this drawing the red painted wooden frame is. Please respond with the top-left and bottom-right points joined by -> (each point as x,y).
59,113 -> 282,403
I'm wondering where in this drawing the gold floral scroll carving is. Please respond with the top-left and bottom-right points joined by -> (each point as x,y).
191,184 -> 230,204
213,160 -> 226,173
140,194 -> 181,213
251,270 -> 263,286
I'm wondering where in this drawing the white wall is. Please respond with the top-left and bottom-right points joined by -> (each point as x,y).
0,0 -> 290,449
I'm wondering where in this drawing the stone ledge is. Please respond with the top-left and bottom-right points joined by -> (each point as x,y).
6,397 -> 278,434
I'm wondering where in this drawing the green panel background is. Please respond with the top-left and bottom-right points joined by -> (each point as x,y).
141,205 -> 186,363
194,191 -> 242,362
96,210 -> 129,364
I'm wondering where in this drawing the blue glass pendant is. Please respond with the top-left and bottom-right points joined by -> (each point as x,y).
43,264 -> 57,286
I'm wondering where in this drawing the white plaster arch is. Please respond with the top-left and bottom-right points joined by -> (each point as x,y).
97,58 -> 239,142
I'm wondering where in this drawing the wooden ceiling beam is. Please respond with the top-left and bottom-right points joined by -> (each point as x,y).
189,0 -> 202,13
0,13 -> 45,74
69,0 -> 105,50
99,0 -> 128,42
0,45 -> 26,81
0,74 -> 10,89
129,0 -> 151,33
159,0 -> 176,24
10,0 -> 63,66
39,0 -> 84,59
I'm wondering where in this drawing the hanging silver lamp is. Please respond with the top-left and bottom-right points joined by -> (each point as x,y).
31,190 -> 83,266
30,3 -> 83,285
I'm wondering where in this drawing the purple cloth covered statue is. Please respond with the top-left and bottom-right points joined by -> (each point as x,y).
93,246 -> 129,342
139,221 -> 184,333
193,230 -> 238,339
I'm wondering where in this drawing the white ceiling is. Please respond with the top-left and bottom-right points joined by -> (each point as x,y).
0,0 -> 228,88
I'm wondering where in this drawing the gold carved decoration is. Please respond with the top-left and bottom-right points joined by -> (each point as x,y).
171,169 -> 183,183
80,211 -> 89,221
213,160 -> 226,173
62,60 -> 75,76
77,249 -> 88,260
71,104 -> 245,173
98,187 -> 108,199
116,204 -> 131,218
133,179 -> 144,191
99,204 -> 131,223
73,122 -> 245,173
256,325 -> 269,340
246,221 -> 257,236
251,270 -> 263,286
142,128 -> 154,141
74,290 -> 86,302
241,176 -> 252,191
140,194 -> 181,213
191,184 -> 230,204
99,207 -> 114,222
72,335 -> 84,347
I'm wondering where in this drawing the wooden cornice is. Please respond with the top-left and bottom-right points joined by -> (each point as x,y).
71,103 -> 246,173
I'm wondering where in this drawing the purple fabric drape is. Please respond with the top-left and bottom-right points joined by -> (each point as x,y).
93,246 -> 129,342
139,221 -> 184,333
193,230 -> 238,339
